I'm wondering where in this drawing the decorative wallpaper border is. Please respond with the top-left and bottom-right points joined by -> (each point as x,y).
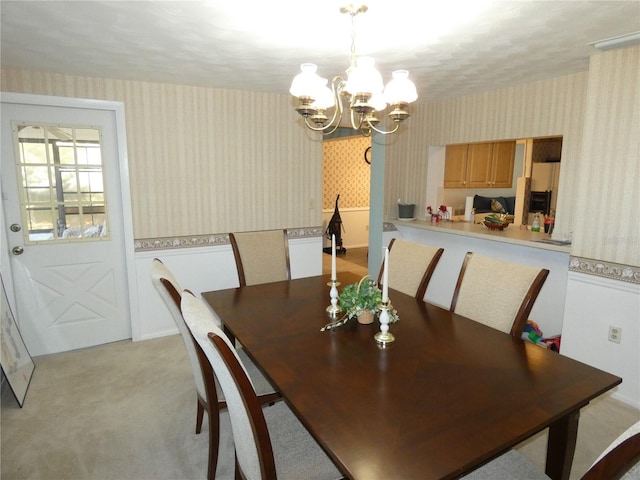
569,256 -> 640,285
134,226 -> 324,252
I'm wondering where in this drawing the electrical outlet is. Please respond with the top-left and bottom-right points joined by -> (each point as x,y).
608,326 -> 622,344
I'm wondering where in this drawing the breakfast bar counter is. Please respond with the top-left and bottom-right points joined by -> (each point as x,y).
393,219 -> 571,253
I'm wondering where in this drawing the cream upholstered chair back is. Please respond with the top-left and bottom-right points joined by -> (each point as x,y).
181,291 -> 273,480
229,229 -> 291,287
450,252 -> 549,338
377,238 -> 444,299
150,258 -> 208,399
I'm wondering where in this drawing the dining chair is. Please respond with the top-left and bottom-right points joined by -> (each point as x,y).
377,237 -> 444,299
583,420 -> 640,480
229,229 -> 291,286
150,258 -> 280,480
450,252 -> 549,338
180,291 -> 344,480
463,420 -> 640,479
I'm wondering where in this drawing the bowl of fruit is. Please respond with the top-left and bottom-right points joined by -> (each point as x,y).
483,214 -> 509,231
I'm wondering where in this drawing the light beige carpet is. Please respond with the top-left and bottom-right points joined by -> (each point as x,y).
1,335 -> 235,480
2,322 -> 638,479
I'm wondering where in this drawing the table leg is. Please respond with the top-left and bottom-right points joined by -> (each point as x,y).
223,324 -> 236,346
545,409 -> 580,480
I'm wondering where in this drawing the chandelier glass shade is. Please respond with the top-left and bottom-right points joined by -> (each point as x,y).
289,5 -> 418,136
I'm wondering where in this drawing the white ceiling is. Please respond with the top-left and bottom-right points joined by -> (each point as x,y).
1,1 -> 639,101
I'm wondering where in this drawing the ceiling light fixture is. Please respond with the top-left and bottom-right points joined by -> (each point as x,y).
289,4 -> 418,137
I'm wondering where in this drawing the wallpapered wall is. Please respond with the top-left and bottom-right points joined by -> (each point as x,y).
322,136 -> 371,209
384,47 -> 639,268
570,46 -> 639,265
384,71 -> 587,241
3,46 -> 637,267
0,70 -> 323,239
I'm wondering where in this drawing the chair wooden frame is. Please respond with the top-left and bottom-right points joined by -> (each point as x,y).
207,333 -> 278,479
582,431 -> 640,480
156,273 -> 280,480
157,276 -> 220,480
229,229 -> 291,287
471,428 -> 639,479
450,251 -> 549,338
376,238 -> 444,299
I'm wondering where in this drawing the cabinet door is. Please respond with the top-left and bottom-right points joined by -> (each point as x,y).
466,142 -> 493,188
491,141 -> 515,187
444,144 -> 468,188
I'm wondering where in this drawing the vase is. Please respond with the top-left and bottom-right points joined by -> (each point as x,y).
357,311 -> 374,325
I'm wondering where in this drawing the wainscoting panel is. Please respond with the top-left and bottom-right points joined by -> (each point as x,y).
134,234 -> 322,340
562,271 -> 640,408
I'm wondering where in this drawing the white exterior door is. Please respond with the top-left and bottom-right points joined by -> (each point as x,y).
1,99 -> 132,356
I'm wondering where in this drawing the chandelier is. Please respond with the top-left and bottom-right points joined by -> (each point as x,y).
289,4 -> 418,137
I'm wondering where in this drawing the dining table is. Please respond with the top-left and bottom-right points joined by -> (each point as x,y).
201,272 -> 622,480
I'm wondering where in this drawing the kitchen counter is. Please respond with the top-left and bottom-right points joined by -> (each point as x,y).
392,219 -> 571,253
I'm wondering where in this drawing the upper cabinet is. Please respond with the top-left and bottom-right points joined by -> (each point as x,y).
444,141 -> 515,189
443,144 -> 469,188
489,141 -> 516,187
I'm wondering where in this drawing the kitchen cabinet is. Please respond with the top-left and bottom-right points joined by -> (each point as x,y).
444,141 -> 515,189
489,141 -> 516,188
466,142 -> 494,187
443,144 -> 468,188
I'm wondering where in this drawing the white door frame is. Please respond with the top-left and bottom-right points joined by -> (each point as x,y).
0,92 -> 140,342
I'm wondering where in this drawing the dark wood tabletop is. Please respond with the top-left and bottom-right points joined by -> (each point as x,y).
202,272 -> 621,480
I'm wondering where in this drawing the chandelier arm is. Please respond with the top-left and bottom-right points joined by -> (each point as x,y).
349,108 -> 366,131
322,122 -> 342,136
325,76 -> 345,128
302,117 -> 341,135
365,119 -> 401,136
303,117 -> 332,132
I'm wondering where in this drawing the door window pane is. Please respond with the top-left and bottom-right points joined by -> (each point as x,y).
13,123 -> 109,243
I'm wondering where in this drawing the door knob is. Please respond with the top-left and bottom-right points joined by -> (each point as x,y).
10,224 -> 21,232
12,246 -> 24,255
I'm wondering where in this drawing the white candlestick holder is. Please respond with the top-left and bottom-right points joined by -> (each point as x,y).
326,279 -> 342,318
375,300 -> 395,346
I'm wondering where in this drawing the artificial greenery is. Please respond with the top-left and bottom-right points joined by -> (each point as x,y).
321,276 -> 399,332
339,276 -> 383,319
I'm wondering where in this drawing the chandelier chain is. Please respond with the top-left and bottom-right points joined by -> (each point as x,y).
349,11 -> 358,69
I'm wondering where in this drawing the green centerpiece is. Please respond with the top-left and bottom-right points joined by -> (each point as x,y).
321,276 -> 398,331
